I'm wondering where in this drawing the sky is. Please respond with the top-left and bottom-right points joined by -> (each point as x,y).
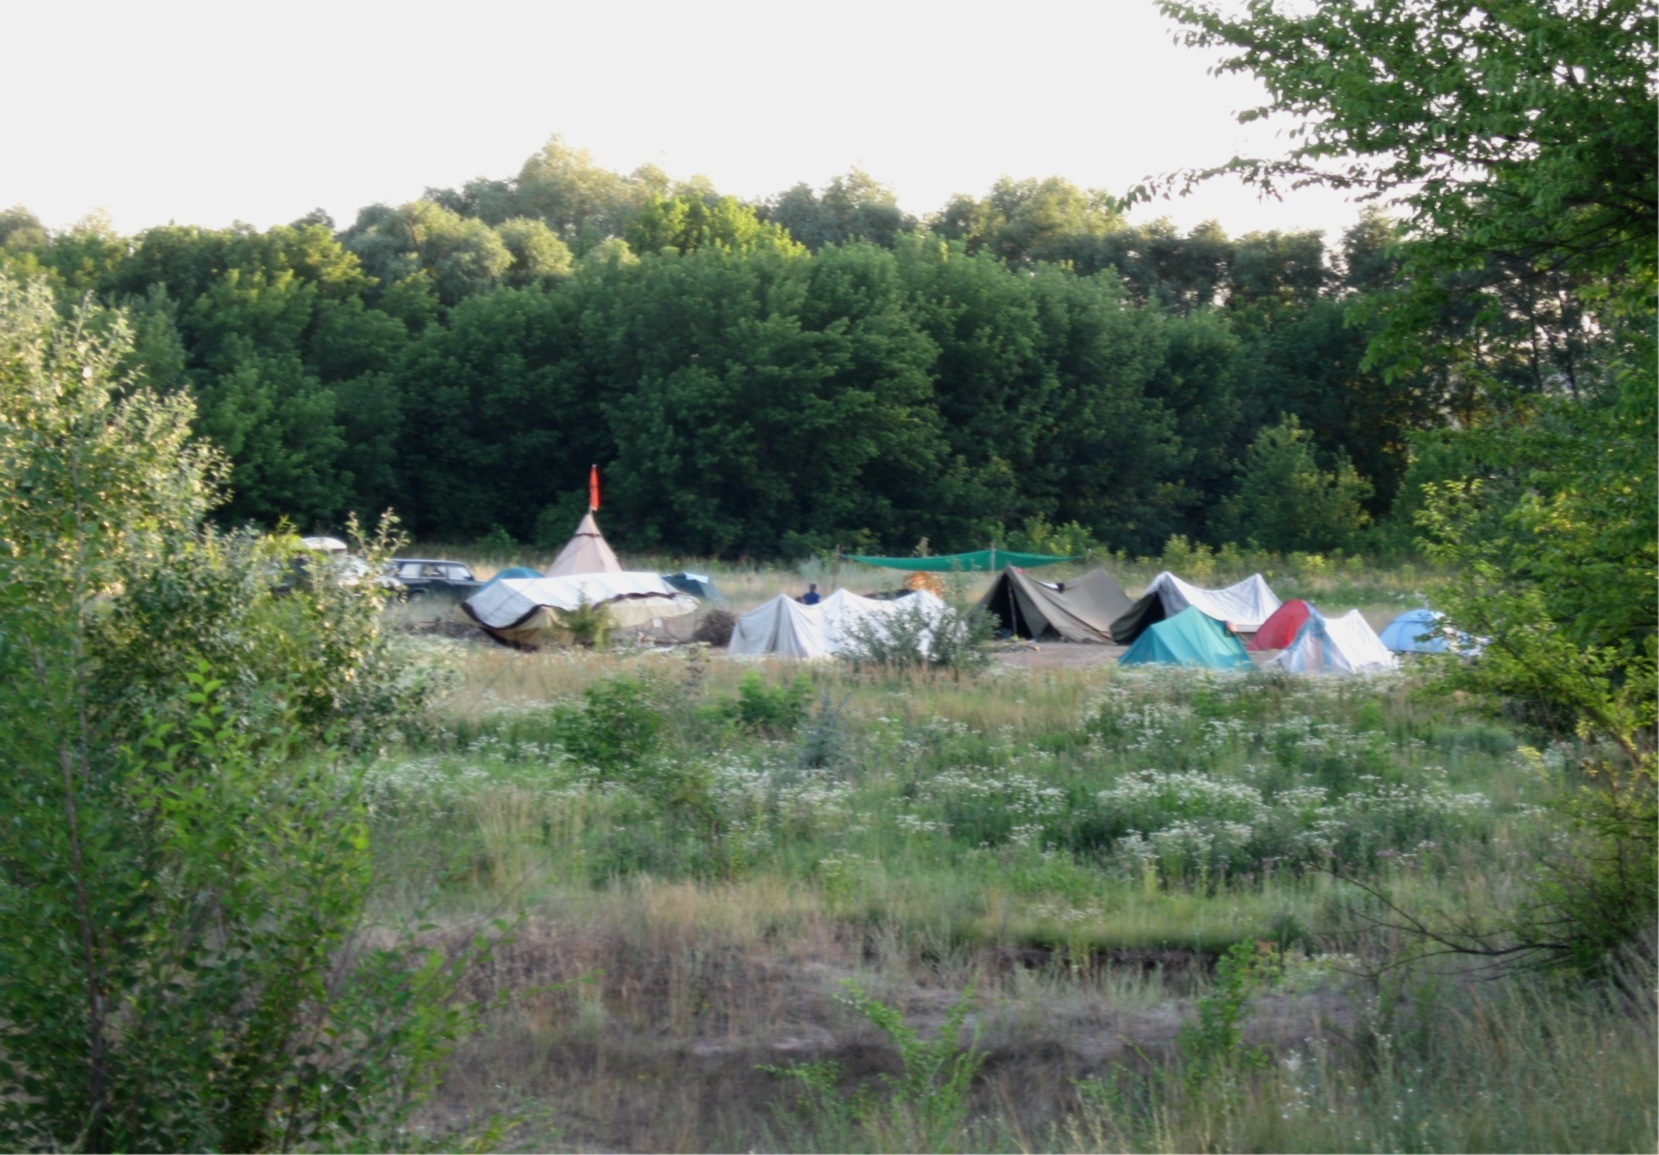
5,0 -> 1372,243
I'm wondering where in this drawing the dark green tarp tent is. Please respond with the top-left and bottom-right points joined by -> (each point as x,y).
1119,607 -> 1254,670
848,549 -> 1076,572
977,567 -> 1133,643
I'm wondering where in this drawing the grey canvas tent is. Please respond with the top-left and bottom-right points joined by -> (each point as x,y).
977,567 -> 1133,643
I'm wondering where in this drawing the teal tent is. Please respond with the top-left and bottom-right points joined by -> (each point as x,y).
848,548 -> 1076,572
663,571 -> 724,600
1119,607 -> 1253,670
479,565 -> 542,592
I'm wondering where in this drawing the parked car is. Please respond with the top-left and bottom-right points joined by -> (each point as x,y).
385,558 -> 482,599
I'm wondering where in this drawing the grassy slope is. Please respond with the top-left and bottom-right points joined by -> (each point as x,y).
365,561 -> 1655,1152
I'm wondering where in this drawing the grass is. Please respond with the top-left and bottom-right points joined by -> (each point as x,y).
356,556 -> 1653,1152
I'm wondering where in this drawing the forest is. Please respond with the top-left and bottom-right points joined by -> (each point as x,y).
0,134 -> 1605,559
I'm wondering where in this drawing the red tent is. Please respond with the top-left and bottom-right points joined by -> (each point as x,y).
1248,599 -> 1313,650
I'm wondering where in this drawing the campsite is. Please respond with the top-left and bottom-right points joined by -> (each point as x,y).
296,520 -> 1646,1151
1,0 -> 1653,1150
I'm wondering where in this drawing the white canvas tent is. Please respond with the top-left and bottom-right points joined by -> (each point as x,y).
727,595 -> 830,658
546,511 -> 622,577
1151,571 -> 1281,628
1276,609 -> 1398,675
462,572 -> 696,645
729,590 -> 949,659
1110,571 -> 1283,642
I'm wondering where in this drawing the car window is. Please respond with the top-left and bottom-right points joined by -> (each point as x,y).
443,565 -> 472,580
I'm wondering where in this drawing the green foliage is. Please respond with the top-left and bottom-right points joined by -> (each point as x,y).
1157,0 -> 1656,368
625,193 -> 805,257
557,675 -> 664,771
476,524 -> 518,553
1162,0 -> 1657,977
91,517 -> 437,751
1220,415 -> 1372,553
724,670 -> 812,737
0,669 -> 485,1152
1003,514 -> 1104,561
838,599 -> 992,676
1178,940 -> 1279,1085
550,595 -> 612,650
0,273 -> 485,1150
766,983 -> 984,1152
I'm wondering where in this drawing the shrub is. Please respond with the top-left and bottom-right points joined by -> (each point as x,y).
766,983 -> 984,1151
0,273 -> 488,1149
839,598 -> 991,675
723,670 -> 812,736
557,675 -> 664,770
550,595 -> 612,648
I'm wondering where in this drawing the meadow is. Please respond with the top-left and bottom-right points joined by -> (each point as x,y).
366,553 -> 1654,1152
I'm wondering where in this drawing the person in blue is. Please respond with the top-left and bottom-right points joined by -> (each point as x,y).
800,582 -> 821,606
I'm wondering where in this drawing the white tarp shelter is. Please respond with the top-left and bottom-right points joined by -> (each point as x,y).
547,511 -> 623,577
462,572 -> 696,644
1152,572 -> 1281,628
729,590 -> 949,659
1110,571 -> 1283,642
1276,609 -> 1398,675
727,595 -> 830,658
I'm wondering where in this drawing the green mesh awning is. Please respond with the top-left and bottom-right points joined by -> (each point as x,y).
846,549 -> 1078,572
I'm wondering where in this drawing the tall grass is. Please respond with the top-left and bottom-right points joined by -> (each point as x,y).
357,566 -> 1647,1152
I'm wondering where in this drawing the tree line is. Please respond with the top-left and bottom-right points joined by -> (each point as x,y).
0,136 -> 1617,558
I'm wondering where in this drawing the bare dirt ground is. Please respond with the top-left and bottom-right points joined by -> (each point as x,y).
989,641 -> 1127,670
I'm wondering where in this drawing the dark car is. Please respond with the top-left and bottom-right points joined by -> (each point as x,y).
386,558 -> 482,599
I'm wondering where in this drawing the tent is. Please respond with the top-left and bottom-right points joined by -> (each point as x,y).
1277,610 -> 1398,675
300,535 -> 349,553
461,571 -> 696,645
729,590 -> 949,659
847,548 -> 1076,572
478,565 -> 543,592
1380,608 -> 1454,653
977,566 -> 1132,643
821,588 -> 948,652
547,511 -> 622,576
1248,599 -> 1315,651
1110,572 -> 1283,644
727,595 -> 829,658
663,571 -> 724,600
1119,607 -> 1254,670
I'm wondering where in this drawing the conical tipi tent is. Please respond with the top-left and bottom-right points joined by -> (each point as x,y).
547,511 -> 622,577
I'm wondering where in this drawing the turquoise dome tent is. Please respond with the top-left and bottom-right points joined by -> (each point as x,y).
1119,607 -> 1254,670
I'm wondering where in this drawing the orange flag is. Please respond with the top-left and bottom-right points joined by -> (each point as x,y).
589,464 -> 600,511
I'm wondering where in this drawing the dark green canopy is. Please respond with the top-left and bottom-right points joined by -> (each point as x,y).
847,549 -> 1077,572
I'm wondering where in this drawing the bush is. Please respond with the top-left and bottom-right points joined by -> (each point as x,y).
550,595 -> 612,648
557,675 -> 664,770
0,273 -> 489,1150
723,670 -> 812,736
839,598 -> 991,675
